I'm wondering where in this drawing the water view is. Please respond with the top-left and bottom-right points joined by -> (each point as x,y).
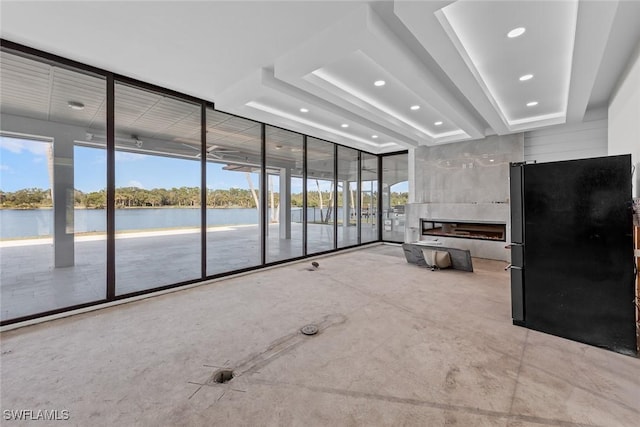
0,207 -> 343,239
0,208 -> 261,239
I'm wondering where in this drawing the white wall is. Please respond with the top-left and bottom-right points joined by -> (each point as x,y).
608,40 -> 640,198
524,117 -> 608,164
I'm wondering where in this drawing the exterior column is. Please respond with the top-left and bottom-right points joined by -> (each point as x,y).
1,114 -> 83,268
342,180 -> 350,229
279,167 -> 291,239
53,137 -> 75,267
382,181 -> 390,238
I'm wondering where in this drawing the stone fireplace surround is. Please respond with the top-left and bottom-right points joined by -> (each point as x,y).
405,202 -> 510,261
421,219 -> 506,241
406,134 -> 524,262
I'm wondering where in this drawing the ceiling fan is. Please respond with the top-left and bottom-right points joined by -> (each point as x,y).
181,143 -> 239,160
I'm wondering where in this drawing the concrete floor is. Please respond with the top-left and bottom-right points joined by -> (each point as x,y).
1,245 -> 638,426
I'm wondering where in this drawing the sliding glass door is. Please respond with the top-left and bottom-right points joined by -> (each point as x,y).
306,138 -> 336,254
337,146 -> 359,248
0,50 -> 107,320
265,126 -> 304,263
114,83 -> 202,294
206,109 -> 262,275
361,153 -> 379,243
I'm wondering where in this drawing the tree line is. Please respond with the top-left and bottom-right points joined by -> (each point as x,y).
0,187 -> 408,209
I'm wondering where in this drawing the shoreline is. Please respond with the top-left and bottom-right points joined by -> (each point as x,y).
0,206 -> 272,210
0,224 -> 262,248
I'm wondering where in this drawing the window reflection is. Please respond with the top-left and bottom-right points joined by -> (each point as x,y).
206,110 -> 262,275
115,83 -> 201,294
361,153 -> 379,243
382,153 -> 408,242
265,126 -> 303,263
337,146 -> 359,248
0,49 -> 107,320
306,138 -> 336,254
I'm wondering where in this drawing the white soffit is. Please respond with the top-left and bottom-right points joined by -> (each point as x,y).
308,52 -> 466,141
434,0 -> 579,132
273,4 -> 485,146
216,68 -> 409,154
565,0 -> 619,121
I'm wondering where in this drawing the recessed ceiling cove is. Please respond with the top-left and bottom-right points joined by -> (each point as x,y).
434,0 -> 579,131
273,4 -> 485,146
216,68 -> 410,154
308,51 -> 466,141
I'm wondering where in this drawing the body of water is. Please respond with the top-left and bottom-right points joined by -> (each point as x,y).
0,207 -> 351,239
1,208 -> 260,239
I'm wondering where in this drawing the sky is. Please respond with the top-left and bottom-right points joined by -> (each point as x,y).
0,136 -> 406,194
0,136 -> 257,193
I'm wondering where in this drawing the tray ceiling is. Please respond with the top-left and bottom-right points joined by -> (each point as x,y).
1,0 -> 639,154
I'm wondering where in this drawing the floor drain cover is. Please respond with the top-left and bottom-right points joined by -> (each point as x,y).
212,369 -> 234,384
301,324 -> 319,335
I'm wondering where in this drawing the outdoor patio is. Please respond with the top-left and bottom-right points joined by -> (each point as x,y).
0,223 -> 377,321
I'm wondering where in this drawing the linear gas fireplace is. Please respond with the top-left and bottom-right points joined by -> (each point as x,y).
421,219 -> 506,242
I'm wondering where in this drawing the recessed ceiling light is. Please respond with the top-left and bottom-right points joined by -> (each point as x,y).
371,135 -> 378,139
507,27 -> 526,38
434,121 -> 443,126
299,108 -> 309,113
341,124 -> 349,128
489,159 -> 495,162
526,101 -> 539,107
67,101 -> 85,110
410,105 -> 420,111
275,145 -> 283,150
374,80 -> 385,87
519,74 -> 533,81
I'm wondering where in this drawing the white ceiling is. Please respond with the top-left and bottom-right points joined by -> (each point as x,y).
1,0 -> 639,154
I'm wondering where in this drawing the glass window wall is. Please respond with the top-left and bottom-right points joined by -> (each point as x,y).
206,110 -> 262,275
114,83 -> 201,294
0,49 -> 107,320
382,153 -> 408,242
0,42 -> 392,324
361,153 -> 379,243
306,138 -> 336,254
337,146 -> 359,248
265,126 -> 304,263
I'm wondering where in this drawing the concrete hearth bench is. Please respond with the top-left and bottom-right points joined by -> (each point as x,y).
402,242 -> 474,272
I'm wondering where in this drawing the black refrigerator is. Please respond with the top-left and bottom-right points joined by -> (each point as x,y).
509,155 -> 636,355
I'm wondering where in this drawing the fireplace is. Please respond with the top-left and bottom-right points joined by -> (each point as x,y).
421,219 -> 506,242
